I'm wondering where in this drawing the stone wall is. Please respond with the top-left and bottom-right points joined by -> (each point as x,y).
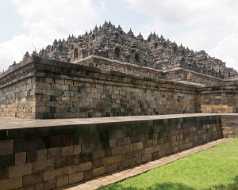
163,68 -> 223,86
0,115 -> 223,190
221,115 -> 238,138
200,83 -> 238,113
0,62 -> 36,119
2,56 -> 238,119
77,57 -> 224,87
75,55 -> 164,81
34,58 -> 199,119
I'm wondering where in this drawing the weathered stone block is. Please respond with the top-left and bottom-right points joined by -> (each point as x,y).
8,163 -> 32,178
73,145 -> 81,155
62,146 -> 74,156
144,147 -> 154,155
131,142 -> 143,151
47,147 -> 62,159
93,167 -> 105,177
111,145 -> 130,155
0,177 -> 22,190
56,175 -> 69,187
68,172 -> 83,184
32,159 -> 54,172
103,155 -> 122,165
0,140 -> 13,156
26,151 -> 37,163
76,162 -> 92,172
23,173 -> 43,186
93,150 -> 105,159
15,152 -> 26,166
0,155 -> 14,169
36,149 -> 47,161
43,179 -> 56,190
35,183 -> 44,190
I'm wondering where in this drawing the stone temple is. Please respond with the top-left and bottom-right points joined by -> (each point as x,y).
1,22 -> 238,190
39,22 -> 237,79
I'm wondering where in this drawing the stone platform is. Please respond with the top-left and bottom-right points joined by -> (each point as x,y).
0,113 -> 237,190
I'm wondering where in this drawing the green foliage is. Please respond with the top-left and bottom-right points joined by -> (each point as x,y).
101,139 -> 238,190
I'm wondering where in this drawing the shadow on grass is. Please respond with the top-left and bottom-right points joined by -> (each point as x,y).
205,176 -> 238,190
102,182 -> 195,190
101,176 -> 238,190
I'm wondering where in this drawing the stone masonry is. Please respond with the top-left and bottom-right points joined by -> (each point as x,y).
1,54 -> 238,119
0,114 -> 223,190
1,56 -> 201,119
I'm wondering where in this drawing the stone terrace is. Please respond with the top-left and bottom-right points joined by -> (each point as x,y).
0,113 -> 237,190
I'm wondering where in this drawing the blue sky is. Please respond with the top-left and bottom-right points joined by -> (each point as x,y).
1,0 -> 238,71
0,1 -> 21,42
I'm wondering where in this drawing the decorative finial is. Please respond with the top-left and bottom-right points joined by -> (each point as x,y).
128,28 -> 134,37
137,33 -> 144,40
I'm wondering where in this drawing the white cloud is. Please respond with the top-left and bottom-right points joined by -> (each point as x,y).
126,0 -> 238,70
1,0 -> 238,71
210,34 -> 238,69
0,0 -> 103,71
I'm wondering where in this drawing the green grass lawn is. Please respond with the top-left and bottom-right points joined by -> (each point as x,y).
101,139 -> 238,190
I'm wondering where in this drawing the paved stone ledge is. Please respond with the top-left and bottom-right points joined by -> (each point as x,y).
64,139 -> 230,190
1,113 -> 238,130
